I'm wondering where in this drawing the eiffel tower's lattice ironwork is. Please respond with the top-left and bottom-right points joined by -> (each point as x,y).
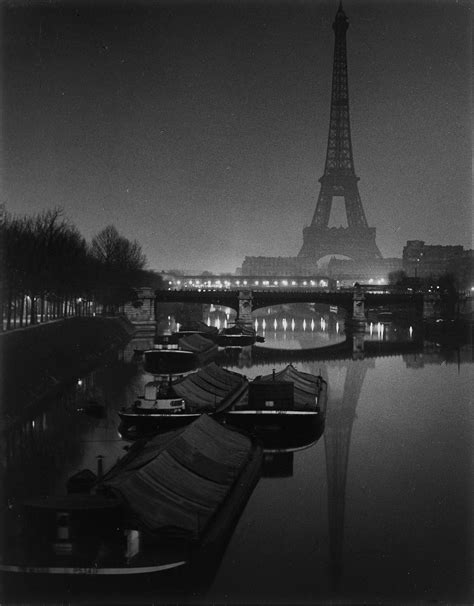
324,359 -> 371,589
299,3 -> 382,262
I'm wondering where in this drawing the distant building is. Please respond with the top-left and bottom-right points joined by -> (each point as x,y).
402,241 -> 465,278
327,257 -> 403,284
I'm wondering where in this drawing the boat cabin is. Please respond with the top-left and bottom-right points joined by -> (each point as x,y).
248,381 -> 294,410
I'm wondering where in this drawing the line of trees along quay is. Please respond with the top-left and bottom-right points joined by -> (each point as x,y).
0,207 -> 161,331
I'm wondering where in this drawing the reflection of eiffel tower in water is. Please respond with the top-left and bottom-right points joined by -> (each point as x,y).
324,359 -> 371,588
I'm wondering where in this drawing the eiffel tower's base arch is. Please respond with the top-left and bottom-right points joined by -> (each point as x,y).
298,226 -> 382,262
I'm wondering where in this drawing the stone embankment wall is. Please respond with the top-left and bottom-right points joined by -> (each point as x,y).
0,316 -> 135,419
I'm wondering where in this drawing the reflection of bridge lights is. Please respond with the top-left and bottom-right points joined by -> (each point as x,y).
254,319 -> 258,330
263,281 -> 269,286
207,316 -> 211,324
310,280 -> 315,286
291,318 -> 295,331
224,319 -> 227,328
369,322 -> 373,336
291,280 -> 296,286
236,280 -> 240,286
273,280 -> 278,286
303,319 -> 307,331
311,319 -> 315,331
262,319 -> 266,329
254,280 -> 259,286
409,326 -> 413,338
216,318 -> 221,329
31,420 -> 35,429
282,280 -> 288,286
336,321 -> 340,333
303,281 -> 307,286
320,318 -> 326,331
273,319 -> 278,329
243,280 -> 247,286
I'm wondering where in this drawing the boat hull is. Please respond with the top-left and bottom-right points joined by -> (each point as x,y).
118,411 -> 204,438
215,334 -> 257,348
143,350 -> 197,375
224,410 -> 324,449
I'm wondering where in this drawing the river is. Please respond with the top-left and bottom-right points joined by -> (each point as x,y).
2,305 -> 472,603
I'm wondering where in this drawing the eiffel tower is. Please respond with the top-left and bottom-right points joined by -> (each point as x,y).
299,3 -> 382,263
324,358 -> 371,588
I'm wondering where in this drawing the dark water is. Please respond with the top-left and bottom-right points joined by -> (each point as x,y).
2,306 -> 473,603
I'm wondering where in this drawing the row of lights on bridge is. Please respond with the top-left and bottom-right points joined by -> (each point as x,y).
168,279 -> 330,289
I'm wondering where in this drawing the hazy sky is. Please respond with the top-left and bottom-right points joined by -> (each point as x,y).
2,0 -> 471,273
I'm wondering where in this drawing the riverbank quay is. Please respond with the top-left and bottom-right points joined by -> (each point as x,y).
0,316 -> 135,425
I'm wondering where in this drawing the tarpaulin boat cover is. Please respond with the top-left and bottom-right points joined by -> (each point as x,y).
221,324 -> 255,336
178,321 -> 218,334
178,333 -> 217,354
171,363 -> 247,411
102,415 -> 253,540
255,364 -> 322,410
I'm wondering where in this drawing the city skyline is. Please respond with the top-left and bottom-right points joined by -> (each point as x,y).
2,0 -> 471,273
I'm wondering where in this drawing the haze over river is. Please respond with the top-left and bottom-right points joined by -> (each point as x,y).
2,304 -> 472,603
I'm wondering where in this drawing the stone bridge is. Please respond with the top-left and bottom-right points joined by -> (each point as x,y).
153,288 -> 424,324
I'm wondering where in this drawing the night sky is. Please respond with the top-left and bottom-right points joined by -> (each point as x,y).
2,0 -> 471,273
